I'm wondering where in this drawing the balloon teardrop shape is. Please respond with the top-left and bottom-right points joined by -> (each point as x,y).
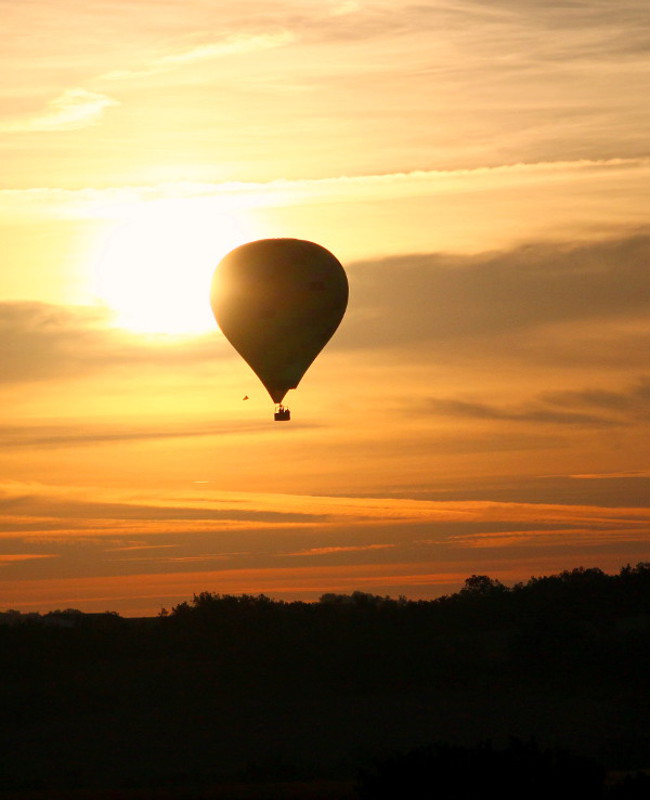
211,238 -> 348,408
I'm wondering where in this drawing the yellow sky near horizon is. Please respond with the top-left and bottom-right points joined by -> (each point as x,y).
1,0 -> 649,614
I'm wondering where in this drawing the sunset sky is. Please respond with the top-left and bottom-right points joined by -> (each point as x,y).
2,0 -> 649,615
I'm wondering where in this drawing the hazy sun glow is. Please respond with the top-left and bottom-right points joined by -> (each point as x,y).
92,199 -> 255,334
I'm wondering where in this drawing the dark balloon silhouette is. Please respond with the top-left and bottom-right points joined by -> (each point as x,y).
211,238 -> 348,420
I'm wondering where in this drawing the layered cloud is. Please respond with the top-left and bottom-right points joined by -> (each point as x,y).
1,477 -> 648,613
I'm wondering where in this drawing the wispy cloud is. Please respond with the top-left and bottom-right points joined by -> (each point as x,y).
2,158 -> 647,219
145,554 -> 246,564
424,377 -> 650,429
448,526 -> 650,549
3,480 -> 650,542
102,31 -> 296,80
0,421 -> 261,451
287,544 -> 395,556
0,89 -> 119,133
0,554 -> 56,565
1,479 -> 648,613
541,380 -> 650,418
425,399 -> 623,429
105,544 -> 179,553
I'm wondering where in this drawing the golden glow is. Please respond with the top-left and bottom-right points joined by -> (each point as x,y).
2,0 -> 650,616
92,199 -> 255,334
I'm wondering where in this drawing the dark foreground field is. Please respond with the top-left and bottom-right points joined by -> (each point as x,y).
0,782 -> 356,799
1,565 -> 649,798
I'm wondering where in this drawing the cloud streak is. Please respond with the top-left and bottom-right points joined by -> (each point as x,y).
3,480 -> 650,539
0,554 -> 56,565
449,526 -> 650,550
424,398 -> 625,428
287,544 -> 395,557
1,478 -> 648,613
423,377 -> 650,429
0,89 -> 119,133
2,158 -> 647,219
101,31 -> 296,80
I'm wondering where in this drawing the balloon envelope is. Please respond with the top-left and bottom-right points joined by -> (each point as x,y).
211,238 -> 348,404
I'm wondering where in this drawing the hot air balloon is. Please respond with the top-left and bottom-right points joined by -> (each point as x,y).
211,238 -> 348,421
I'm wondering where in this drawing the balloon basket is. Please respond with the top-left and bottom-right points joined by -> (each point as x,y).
274,406 -> 291,422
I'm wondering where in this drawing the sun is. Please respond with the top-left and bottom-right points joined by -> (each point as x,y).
92,199 -> 254,335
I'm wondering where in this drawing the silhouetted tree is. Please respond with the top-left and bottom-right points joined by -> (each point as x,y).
460,574 -> 507,596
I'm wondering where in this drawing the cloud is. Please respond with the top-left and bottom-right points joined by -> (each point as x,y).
339,232 -> 650,357
396,0 -> 650,66
105,544 -> 179,552
448,525 -> 650,550
0,302 -> 223,384
2,478 -> 648,612
423,397 -> 625,428
0,89 -> 119,133
287,543 -> 395,556
420,376 -> 650,430
0,420 -> 275,451
101,30 -> 295,80
541,380 -> 650,414
0,554 -> 56,565
540,379 -> 650,420
3,480 -> 649,538
357,472 -> 650,509
330,1 -> 361,16
0,303 -> 110,382
0,488 -> 325,530
2,157 -> 646,220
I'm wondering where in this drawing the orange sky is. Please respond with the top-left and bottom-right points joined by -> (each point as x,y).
1,0 -> 649,615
